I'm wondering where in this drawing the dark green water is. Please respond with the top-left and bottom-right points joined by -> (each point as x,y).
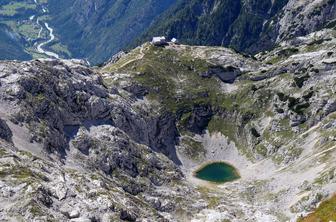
194,162 -> 240,183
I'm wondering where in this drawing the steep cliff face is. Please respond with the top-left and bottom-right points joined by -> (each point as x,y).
137,0 -> 336,53
276,0 -> 336,41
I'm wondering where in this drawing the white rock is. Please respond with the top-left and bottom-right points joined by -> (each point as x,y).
70,217 -> 91,222
53,183 -> 67,200
69,209 -> 80,219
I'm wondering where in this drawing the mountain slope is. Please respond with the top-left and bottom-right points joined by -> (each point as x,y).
0,26 -> 335,221
0,24 -> 31,60
136,0 -> 336,53
0,0 -> 72,60
0,1 -> 336,221
47,0 -> 177,64
0,0 -> 177,64
2,0 -> 334,64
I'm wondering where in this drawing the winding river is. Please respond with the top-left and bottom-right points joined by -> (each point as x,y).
32,0 -> 60,59
36,22 -> 59,59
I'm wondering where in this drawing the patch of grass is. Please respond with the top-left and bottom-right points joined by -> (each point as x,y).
266,47 -> 299,65
17,150 -> 33,158
255,144 -> 267,157
50,43 -> 71,57
314,168 -> 335,185
208,116 -> 237,142
304,44 -> 320,52
266,56 -> 283,65
34,93 -> 46,103
17,23 -> 40,40
105,44 -> 224,115
13,167 -> 34,180
277,47 -> 299,57
0,165 -> 49,183
0,2 -> 36,16
0,166 -> 33,180
0,148 -> 8,157
207,196 -> 220,208
196,186 -> 221,208
297,195 -> 336,222
29,202 -> 44,217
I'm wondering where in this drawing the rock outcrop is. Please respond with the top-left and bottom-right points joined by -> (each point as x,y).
0,119 -> 12,142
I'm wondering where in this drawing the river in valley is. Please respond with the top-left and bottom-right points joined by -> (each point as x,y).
32,0 -> 60,59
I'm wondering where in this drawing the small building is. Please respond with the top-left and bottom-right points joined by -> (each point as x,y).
151,36 -> 167,46
171,38 -> 179,44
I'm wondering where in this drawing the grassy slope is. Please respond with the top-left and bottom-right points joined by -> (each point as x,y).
103,44 -> 274,160
104,44 -> 264,114
298,195 -> 336,222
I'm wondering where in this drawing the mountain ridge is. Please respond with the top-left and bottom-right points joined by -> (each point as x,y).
134,0 -> 336,54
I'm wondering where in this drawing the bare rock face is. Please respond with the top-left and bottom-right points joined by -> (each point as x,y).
0,59 -> 182,164
0,119 -> 12,142
120,209 -> 137,221
110,107 -> 181,164
0,58 -> 189,221
277,0 -> 336,42
183,104 -> 213,135
323,99 -> 336,116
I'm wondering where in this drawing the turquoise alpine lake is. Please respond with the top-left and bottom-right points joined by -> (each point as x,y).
194,162 -> 240,183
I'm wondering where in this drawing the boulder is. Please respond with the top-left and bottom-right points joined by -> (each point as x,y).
72,134 -> 95,155
69,209 -> 80,219
52,183 -> 67,200
88,96 -> 109,119
115,154 -> 139,178
61,205 -> 81,219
